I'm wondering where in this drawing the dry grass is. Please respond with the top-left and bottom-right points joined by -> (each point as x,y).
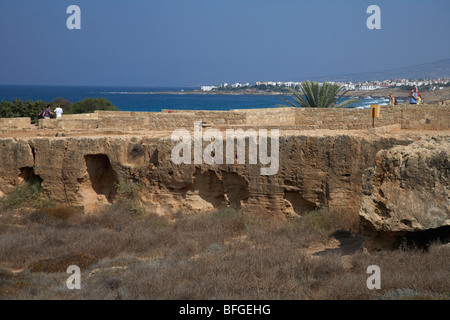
0,205 -> 448,300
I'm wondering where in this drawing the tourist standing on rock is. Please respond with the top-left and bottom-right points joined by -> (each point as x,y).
410,89 -> 419,104
413,85 -> 422,104
54,105 -> 63,119
389,93 -> 398,106
43,105 -> 55,119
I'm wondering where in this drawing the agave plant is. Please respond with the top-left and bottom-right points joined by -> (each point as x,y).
278,80 -> 360,108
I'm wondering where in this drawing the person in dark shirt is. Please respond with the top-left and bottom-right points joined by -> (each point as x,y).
43,105 -> 55,119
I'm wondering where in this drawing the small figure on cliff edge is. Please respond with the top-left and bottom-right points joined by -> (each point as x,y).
54,105 -> 63,119
412,85 -> 422,105
389,93 -> 398,106
410,89 -> 419,104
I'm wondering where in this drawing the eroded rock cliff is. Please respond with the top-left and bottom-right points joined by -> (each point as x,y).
0,133 -> 414,219
359,136 -> 450,249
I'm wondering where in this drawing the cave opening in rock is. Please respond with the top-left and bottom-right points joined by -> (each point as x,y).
188,169 -> 227,209
222,172 -> 249,209
129,144 -> 145,159
393,226 -> 450,250
284,190 -> 317,215
84,154 -> 118,203
19,166 -> 42,185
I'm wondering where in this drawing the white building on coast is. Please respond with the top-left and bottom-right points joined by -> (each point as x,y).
201,85 -> 217,91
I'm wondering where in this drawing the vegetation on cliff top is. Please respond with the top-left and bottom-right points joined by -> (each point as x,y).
0,97 -> 118,123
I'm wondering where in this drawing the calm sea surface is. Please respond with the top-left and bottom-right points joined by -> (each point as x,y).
0,85 -> 387,111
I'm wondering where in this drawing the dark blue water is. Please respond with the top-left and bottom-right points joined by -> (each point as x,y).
0,85 -> 385,111
0,85 -> 297,112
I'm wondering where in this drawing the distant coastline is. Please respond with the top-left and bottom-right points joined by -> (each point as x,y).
146,87 -> 405,99
151,86 -> 450,105
155,76 -> 449,99
150,89 -> 287,96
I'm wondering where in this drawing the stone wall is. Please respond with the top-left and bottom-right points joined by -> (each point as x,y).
401,104 -> 449,130
61,113 -> 99,119
93,110 -> 246,131
0,117 -> 31,130
295,104 -> 448,130
295,105 -> 403,130
231,108 -> 297,126
39,118 -> 100,131
5,103 -> 450,132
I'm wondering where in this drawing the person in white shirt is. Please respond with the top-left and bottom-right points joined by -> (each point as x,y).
54,106 -> 63,119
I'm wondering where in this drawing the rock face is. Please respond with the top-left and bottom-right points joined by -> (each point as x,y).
1,130 -> 449,249
0,133 -> 412,217
359,137 -> 450,249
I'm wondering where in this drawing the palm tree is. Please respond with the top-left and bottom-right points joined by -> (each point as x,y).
278,80 -> 360,108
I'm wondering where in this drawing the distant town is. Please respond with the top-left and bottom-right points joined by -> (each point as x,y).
200,77 -> 450,92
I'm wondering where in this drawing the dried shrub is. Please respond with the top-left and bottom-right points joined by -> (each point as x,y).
28,252 -> 97,273
0,204 -> 448,300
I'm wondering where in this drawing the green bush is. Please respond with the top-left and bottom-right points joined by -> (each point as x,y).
0,99 -> 48,123
50,97 -> 72,110
0,181 -> 54,209
67,98 -> 118,114
115,181 -> 145,215
116,181 -> 143,201
0,97 -> 118,122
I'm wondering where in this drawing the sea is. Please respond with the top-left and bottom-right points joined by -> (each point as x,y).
0,85 -> 389,112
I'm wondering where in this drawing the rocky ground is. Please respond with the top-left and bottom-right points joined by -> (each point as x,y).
359,136 -> 450,249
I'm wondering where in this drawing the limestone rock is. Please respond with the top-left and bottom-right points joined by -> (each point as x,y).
359,137 -> 450,248
0,133 -> 413,217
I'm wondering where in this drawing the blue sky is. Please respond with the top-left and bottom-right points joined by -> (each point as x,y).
1,0 -> 449,86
